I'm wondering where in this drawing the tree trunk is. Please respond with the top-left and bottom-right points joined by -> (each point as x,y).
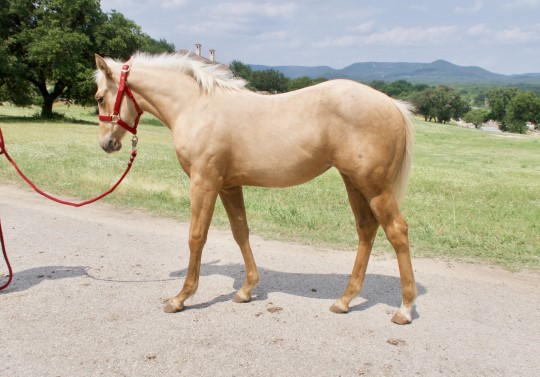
41,95 -> 55,118
30,78 -> 66,118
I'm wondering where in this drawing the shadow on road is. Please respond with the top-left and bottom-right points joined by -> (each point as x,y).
2,261 -> 425,319
170,260 -> 426,316
0,265 -> 88,294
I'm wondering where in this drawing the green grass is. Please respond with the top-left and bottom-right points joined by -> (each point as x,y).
1,103 -> 539,271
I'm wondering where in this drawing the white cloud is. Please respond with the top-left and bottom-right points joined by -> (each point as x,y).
467,24 -> 540,44
100,0 -> 139,7
367,26 -> 458,45
174,1 -> 298,38
209,2 -> 297,18
467,23 -> 491,36
409,5 -> 429,12
346,21 -> 376,34
259,30 -> 289,40
315,25 -> 458,48
503,0 -> 538,9
161,0 -> 191,8
497,27 -> 533,42
467,24 -> 538,43
181,19 -> 247,35
455,1 -> 483,13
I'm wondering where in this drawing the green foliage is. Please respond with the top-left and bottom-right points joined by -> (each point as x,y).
410,85 -> 470,123
230,60 -> 253,79
369,79 -> 428,99
463,108 -> 490,128
503,91 -> 540,133
230,61 -> 326,93
0,0 -> 174,117
95,11 -> 174,61
487,87 -> 518,122
249,69 -> 289,93
485,88 -> 540,133
229,60 -> 257,91
288,76 -> 317,91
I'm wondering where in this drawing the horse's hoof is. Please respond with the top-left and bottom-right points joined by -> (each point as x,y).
391,310 -> 412,325
163,300 -> 184,313
329,300 -> 349,314
232,292 -> 251,303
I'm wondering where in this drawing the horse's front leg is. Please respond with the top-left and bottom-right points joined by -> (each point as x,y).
164,176 -> 220,313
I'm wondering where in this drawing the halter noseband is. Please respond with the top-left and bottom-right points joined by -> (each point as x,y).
98,64 -> 143,135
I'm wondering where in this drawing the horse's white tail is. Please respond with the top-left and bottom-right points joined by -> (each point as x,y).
392,100 -> 415,204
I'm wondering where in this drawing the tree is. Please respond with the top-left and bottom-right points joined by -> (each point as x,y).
487,88 -> 518,122
95,11 -> 174,61
410,85 -> 470,123
463,108 -> 490,128
250,69 -> 289,93
229,60 -> 253,80
503,91 -> 540,133
287,76 -> 326,91
381,80 -> 414,98
0,0 -> 174,118
410,88 -> 436,122
368,79 -> 428,100
368,80 -> 386,91
229,60 -> 256,90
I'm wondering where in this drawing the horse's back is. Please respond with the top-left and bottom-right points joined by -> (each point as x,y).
185,79 -> 411,189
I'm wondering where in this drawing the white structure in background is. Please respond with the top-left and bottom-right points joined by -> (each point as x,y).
179,44 -> 217,64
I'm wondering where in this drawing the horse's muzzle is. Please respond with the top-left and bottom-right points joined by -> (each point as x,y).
101,139 -> 122,153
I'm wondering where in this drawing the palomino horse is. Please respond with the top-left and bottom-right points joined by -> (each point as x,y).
94,52 -> 417,324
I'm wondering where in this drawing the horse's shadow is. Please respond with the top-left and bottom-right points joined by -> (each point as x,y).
2,262 -> 426,319
170,260 -> 426,317
0,266 -> 88,294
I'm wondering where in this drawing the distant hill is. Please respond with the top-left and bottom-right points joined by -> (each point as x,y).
249,59 -> 540,86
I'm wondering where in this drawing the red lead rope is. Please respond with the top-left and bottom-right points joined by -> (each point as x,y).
0,129 -> 138,290
0,64 -> 142,291
0,221 -> 12,291
0,128 -> 137,207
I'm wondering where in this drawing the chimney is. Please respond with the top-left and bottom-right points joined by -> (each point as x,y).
209,49 -> 215,63
195,43 -> 201,56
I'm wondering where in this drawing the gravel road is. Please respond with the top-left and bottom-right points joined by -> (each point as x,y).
1,184 -> 539,376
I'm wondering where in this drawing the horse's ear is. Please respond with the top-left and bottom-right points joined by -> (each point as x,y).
95,54 -> 112,78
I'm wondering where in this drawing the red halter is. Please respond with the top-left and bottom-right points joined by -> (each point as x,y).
98,64 -> 143,135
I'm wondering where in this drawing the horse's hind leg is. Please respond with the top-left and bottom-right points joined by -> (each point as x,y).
330,174 -> 379,314
219,186 -> 259,303
369,190 -> 417,324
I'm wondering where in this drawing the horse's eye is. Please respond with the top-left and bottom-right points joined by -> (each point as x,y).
96,96 -> 104,105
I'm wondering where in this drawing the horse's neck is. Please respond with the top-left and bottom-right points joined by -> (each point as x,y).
127,67 -> 199,128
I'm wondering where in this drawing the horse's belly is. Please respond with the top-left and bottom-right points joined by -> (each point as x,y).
228,157 -> 331,188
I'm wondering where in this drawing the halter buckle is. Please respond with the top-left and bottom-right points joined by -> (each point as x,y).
131,135 -> 139,149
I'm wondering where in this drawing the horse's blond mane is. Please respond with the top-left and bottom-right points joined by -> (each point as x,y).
95,52 -> 247,93
134,52 -> 248,93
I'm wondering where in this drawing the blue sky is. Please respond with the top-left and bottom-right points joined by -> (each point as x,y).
100,0 -> 540,74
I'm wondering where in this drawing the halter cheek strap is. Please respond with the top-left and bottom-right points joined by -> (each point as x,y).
98,65 -> 143,135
